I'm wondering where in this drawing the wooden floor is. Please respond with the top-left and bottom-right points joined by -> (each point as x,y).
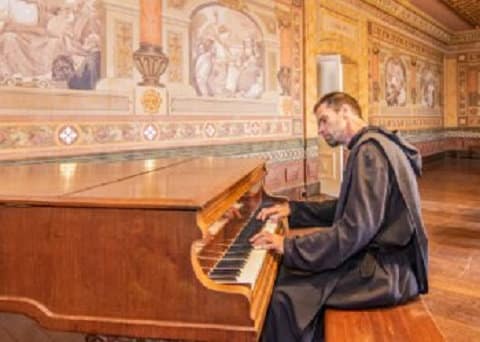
0,157 -> 479,341
419,157 -> 480,342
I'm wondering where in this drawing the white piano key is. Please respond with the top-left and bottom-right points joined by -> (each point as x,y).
234,219 -> 278,287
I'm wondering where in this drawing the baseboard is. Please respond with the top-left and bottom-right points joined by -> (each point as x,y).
422,152 -> 447,166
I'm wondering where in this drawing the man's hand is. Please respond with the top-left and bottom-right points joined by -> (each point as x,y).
249,231 -> 285,255
256,203 -> 290,221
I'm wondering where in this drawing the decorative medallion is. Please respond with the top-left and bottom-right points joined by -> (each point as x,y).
250,122 -> 261,135
204,123 -> 216,138
143,124 -> 158,141
58,126 -> 79,145
142,89 -> 162,114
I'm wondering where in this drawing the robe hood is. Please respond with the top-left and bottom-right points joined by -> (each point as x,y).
348,126 -> 422,177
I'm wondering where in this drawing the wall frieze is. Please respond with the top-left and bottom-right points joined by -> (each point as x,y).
358,0 -> 451,43
0,119 -> 296,157
369,116 -> 443,130
452,30 -> 480,45
320,0 -> 449,50
368,22 -> 444,61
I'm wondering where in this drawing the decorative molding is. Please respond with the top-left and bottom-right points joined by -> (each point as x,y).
318,0 -> 447,51
0,118 -> 295,155
358,0 -> 452,43
368,22 -> 444,61
452,30 -> 480,45
369,116 -> 443,130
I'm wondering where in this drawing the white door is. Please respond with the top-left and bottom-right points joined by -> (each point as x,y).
316,55 -> 344,197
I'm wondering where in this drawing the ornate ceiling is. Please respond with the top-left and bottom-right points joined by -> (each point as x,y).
441,0 -> 480,28
409,0 -> 480,31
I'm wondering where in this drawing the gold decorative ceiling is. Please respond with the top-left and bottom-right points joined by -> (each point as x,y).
441,0 -> 480,28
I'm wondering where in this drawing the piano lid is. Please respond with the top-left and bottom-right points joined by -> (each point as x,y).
0,157 -> 266,210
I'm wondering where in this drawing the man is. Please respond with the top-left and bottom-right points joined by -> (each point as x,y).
251,92 -> 428,341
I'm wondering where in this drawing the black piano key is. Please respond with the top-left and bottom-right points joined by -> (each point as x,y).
209,269 -> 241,276
223,251 -> 250,257
228,246 -> 251,252
208,275 -> 238,281
216,260 -> 245,268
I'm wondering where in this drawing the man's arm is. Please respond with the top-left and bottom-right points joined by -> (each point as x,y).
282,143 -> 390,272
288,199 -> 337,228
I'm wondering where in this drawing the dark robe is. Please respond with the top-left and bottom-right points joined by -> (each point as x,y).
261,127 -> 429,342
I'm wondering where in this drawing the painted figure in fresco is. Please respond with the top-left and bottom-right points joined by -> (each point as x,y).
385,57 -> 407,106
193,38 -> 215,96
190,5 -> 265,99
277,66 -> 291,96
420,67 -> 438,109
422,82 -> 435,108
0,0 -> 100,89
236,38 -> 263,98
251,92 -> 428,341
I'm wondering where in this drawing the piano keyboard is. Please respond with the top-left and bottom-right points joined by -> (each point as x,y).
207,218 -> 278,288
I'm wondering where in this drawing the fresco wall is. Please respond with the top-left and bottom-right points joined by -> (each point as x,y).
305,0 -> 480,160
368,22 -> 444,130
0,0 -> 306,195
456,51 -> 480,127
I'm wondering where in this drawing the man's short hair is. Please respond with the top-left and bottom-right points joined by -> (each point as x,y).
313,92 -> 362,118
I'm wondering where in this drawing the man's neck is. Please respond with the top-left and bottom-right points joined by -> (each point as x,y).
344,117 -> 368,146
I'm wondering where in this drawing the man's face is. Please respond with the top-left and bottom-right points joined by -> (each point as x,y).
315,103 -> 347,147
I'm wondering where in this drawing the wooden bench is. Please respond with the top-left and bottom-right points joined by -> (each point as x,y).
287,229 -> 444,341
325,298 -> 444,341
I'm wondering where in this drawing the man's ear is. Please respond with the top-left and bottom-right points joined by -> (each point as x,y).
340,104 -> 350,118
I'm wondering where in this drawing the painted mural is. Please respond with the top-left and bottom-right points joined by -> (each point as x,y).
419,64 -> 440,109
0,0 -> 101,90
457,52 -> 480,127
385,56 -> 407,107
190,5 -> 265,99
0,0 -> 304,164
368,22 -> 443,130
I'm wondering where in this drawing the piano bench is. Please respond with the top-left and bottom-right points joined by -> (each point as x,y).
325,298 -> 444,341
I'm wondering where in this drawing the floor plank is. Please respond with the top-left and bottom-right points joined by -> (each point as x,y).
419,158 -> 480,342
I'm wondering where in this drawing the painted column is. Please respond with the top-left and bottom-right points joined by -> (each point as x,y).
410,57 -> 417,105
371,45 -> 380,102
467,67 -> 478,106
140,0 -> 162,46
276,7 -> 292,96
133,0 -> 169,87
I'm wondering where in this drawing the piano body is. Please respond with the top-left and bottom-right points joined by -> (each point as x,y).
0,157 -> 287,341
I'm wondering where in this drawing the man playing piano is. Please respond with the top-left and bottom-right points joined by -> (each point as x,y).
250,92 -> 429,341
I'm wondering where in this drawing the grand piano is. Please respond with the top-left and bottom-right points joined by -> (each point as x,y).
0,157 -> 287,341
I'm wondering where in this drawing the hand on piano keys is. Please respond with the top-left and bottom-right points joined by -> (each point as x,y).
256,202 -> 291,222
249,229 -> 284,255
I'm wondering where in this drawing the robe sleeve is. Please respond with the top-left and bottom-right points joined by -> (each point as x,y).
283,143 -> 390,272
288,200 -> 337,228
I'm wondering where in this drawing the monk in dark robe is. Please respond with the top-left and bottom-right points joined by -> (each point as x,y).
251,92 -> 428,341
